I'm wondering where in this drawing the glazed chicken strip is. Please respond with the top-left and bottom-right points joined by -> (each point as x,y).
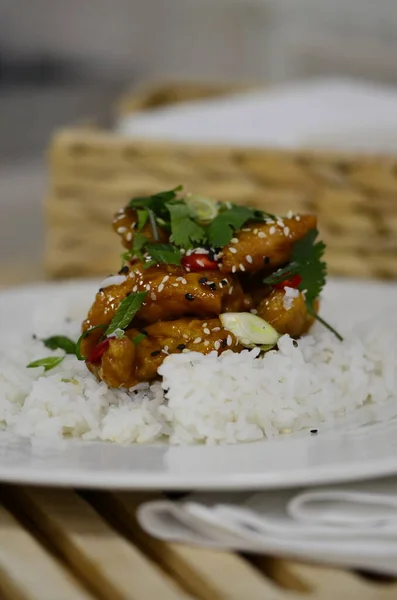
84,318 -> 241,388
220,214 -> 317,274
113,208 -> 169,248
256,289 -> 317,338
84,263 -> 249,331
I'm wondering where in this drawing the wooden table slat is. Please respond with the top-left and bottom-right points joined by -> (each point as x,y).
89,491 -> 294,600
0,504 -> 93,600
3,487 -> 192,600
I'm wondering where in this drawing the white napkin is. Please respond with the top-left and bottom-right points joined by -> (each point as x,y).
138,477 -> 397,575
118,77 -> 397,153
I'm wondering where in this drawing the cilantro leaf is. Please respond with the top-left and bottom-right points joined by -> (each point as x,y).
207,205 -> 260,247
76,325 -> 107,360
27,356 -> 64,371
133,232 -> 149,254
263,229 -> 342,340
42,335 -> 76,354
167,203 -> 207,249
144,243 -> 182,267
127,186 -> 182,217
137,209 -> 149,230
105,292 -> 147,337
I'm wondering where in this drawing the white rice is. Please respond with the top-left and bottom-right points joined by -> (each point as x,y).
0,294 -> 396,445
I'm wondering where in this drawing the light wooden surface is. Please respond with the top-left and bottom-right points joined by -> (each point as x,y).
1,486 -> 397,600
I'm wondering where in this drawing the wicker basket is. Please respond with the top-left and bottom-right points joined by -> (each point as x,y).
46,81 -> 397,280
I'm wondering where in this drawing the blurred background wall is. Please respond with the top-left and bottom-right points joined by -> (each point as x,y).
1,0 -> 397,277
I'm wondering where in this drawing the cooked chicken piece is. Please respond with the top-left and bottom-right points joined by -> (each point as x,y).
112,208 -> 169,249
220,215 -> 317,275
256,289 -> 317,338
83,263 -> 249,331
85,318 -> 241,388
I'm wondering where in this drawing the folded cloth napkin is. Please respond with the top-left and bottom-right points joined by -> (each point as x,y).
138,477 -> 397,575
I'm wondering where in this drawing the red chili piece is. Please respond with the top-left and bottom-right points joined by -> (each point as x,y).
274,274 -> 302,290
87,338 -> 110,362
181,253 -> 219,272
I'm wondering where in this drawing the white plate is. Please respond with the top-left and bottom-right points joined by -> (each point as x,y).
1,278 -> 397,490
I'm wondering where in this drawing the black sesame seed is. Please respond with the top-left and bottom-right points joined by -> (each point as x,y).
151,350 -> 161,356
199,277 -> 208,284
221,338 -> 228,347
221,279 -> 228,285
264,257 -> 270,265
32,334 -> 37,340
209,283 -> 217,291
177,344 -> 186,350
119,265 -> 129,274
185,293 -> 195,301
99,287 -> 104,292
139,329 -> 148,336
293,340 -> 298,348
310,429 -> 318,434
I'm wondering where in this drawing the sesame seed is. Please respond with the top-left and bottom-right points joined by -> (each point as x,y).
145,284 -> 151,291
182,348 -> 191,353
239,264 -> 246,271
193,337 -> 202,344
176,277 -> 183,281
197,260 -> 205,267
202,322 -> 208,327
287,210 -> 294,218
295,215 -> 301,221
226,335 -> 232,346
229,286 -> 234,295
229,247 -> 237,254
162,275 -> 169,283
164,345 -> 169,353
183,333 -> 189,340
158,283 -> 164,292
209,283 -> 217,291
242,228 -> 250,232
185,293 -> 195,301
269,227 -> 276,234
177,343 -> 186,350
150,292 -> 157,300
130,222 -> 136,230
253,228 -> 259,234
214,341 -> 221,350
172,283 -> 179,287
232,266 -> 237,273
129,272 -> 135,278
283,226 -> 290,236
132,285 -> 138,292
181,278 -> 187,284
212,327 -> 221,332
119,265 -> 129,274
310,429 -> 318,434
246,255 -> 253,264
126,232 -> 133,241
199,277 -> 208,284
151,350 -> 161,356
221,279 -> 228,285
117,226 -> 127,234
203,328 -> 210,334
231,237 -> 239,244
258,231 -> 266,238
293,340 -> 299,348
204,340 -> 210,347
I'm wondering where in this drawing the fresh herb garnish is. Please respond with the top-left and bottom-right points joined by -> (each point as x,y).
132,333 -> 147,345
263,229 -> 342,340
76,324 -> 107,360
207,205 -> 269,247
27,356 -> 64,371
144,243 -> 182,268
137,209 -> 149,230
167,202 -> 207,249
105,292 -> 147,337
42,335 -> 76,354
